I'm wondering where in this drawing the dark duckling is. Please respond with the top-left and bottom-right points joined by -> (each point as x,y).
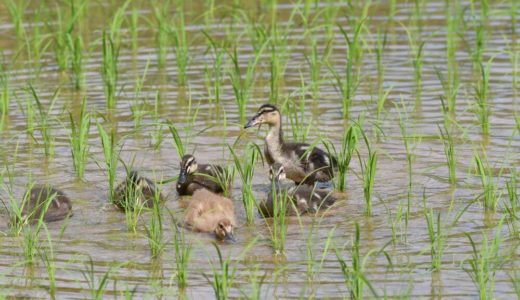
113,171 -> 164,210
183,189 -> 236,242
21,186 -> 73,223
244,104 -> 337,185
259,163 -> 336,217
176,154 -> 228,196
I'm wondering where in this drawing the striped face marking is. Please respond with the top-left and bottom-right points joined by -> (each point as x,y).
181,155 -> 198,174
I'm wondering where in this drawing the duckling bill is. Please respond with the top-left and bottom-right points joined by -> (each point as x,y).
245,104 -> 337,185
113,171 -> 164,210
21,186 -> 73,223
176,154 -> 228,196
183,189 -> 236,243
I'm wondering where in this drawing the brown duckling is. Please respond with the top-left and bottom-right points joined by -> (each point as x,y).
113,171 -> 164,210
176,154 -> 228,196
244,104 -> 337,185
183,189 -> 236,242
21,186 -> 73,223
259,163 -> 336,217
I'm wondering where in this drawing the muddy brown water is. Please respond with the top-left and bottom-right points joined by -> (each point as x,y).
0,0 -> 519,298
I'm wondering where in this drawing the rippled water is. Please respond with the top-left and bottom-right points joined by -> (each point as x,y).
0,0 -> 519,298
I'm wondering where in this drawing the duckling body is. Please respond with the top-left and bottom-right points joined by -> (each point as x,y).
113,171 -> 164,210
184,189 -> 236,242
259,163 -> 336,217
22,186 -> 73,223
245,104 -> 336,185
176,154 -> 227,196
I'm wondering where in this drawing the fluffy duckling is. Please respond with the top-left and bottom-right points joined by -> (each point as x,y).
183,189 -> 236,242
259,163 -> 336,217
21,186 -> 73,223
244,104 -> 337,185
176,154 -> 228,196
113,171 -> 164,210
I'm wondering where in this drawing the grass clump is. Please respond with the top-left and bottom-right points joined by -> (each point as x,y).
229,143 -> 260,225
69,97 -> 91,180
335,223 -> 378,299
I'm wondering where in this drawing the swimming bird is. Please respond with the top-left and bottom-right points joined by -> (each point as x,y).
176,154 -> 228,196
244,104 -> 336,185
113,171 -> 164,210
183,189 -> 236,242
21,186 -> 73,223
259,163 -> 337,217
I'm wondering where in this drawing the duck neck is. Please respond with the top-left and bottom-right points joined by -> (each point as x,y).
266,119 -> 284,150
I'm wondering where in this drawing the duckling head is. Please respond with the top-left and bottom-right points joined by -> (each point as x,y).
244,104 -> 280,128
269,162 -> 286,181
178,155 -> 198,186
214,218 -> 236,243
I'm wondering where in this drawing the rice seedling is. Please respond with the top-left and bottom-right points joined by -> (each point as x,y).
305,225 -> 335,286
439,125 -> 457,185
404,26 -> 424,104
332,21 -> 365,119
383,199 -> 404,245
202,31 -> 226,104
5,0 -> 28,40
172,223 -> 192,290
474,153 -> 499,211
38,223 -> 66,299
69,97 -> 90,180
464,217 -> 505,300
144,183 -> 165,257
67,34 -> 84,90
227,40 -> 269,123
82,256 -> 114,300
101,30 -> 120,110
374,29 -> 387,98
474,61 -> 492,136
469,0 -> 488,66
0,66 -> 9,129
152,0 -> 170,68
286,90 -> 312,143
357,126 -> 377,217
322,125 -> 358,192
204,240 -> 257,299
205,243 -> 236,300
305,37 -> 327,98
171,0 -> 190,86
335,223 -> 378,299
228,143 -> 260,224
240,265 -> 266,300
168,123 -> 186,158
397,100 -> 422,223
445,0 -> 461,108
97,122 -> 120,204
267,182 -> 289,255
29,85 -> 59,158
424,208 -> 446,271
504,172 -> 518,237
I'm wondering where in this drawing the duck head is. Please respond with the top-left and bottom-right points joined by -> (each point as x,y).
244,104 -> 281,128
214,218 -> 236,243
269,162 -> 286,181
178,155 -> 198,186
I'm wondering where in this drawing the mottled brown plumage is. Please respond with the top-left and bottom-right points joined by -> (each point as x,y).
245,104 -> 336,185
21,186 -> 73,223
259,163 -> 336,217
176,154 -> 228,196
113,171 -> 164,210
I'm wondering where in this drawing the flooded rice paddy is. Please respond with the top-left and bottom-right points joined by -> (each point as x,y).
0,0 -> 519,298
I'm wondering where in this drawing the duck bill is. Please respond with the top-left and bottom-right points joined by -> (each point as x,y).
224,232 -> 237,243
244,114 -> 261,129
178,170 -> 188,185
